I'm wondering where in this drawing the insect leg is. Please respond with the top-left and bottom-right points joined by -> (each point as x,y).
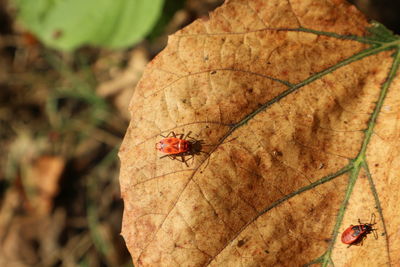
161,131 -> 176,138
184,155 -> 194,165
169,154 -> 189,167
181,156 -> 189,167
183,131 -> 192,140
160,154 -> 177,160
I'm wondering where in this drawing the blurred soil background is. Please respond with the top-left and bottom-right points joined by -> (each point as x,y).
0,0 -> 398,266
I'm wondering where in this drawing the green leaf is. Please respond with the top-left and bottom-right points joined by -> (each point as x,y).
15,0 -> 164,51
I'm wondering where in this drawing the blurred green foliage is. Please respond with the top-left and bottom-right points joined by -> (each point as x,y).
14,0 -> 164,51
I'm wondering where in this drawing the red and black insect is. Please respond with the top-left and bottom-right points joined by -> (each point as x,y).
156,131 -> 204,166
341,214 -> 378,247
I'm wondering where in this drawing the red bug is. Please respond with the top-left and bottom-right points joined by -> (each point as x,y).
341,214 -> 378,247
156,131 -> 203,166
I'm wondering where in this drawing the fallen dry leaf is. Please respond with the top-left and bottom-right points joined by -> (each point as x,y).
119,0 -> 400,266
0,209 -> 65,267
25,156 -> 65,215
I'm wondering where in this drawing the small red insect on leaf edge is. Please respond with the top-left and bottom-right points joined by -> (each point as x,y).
341,213 -> 378,247
155,131 -> 204,167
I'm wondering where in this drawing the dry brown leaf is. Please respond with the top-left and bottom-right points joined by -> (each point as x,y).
25,156 -> 65,215
0,210 -> 65,267
119,0 -> 400,266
